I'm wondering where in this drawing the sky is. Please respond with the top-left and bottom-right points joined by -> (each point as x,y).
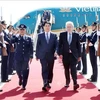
0,0 -> 100,25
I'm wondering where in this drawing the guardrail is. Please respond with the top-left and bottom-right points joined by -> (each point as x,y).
33,14 -> 41,51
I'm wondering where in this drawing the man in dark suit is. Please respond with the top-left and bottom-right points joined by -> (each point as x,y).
79,25 -> 87,75
36,22 -> 57,92
11,24 -> 33,90
87,22 -> 98,82
58,21 -> 81,91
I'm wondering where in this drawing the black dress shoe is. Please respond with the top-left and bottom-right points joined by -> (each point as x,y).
87,78 -> 91,81
80,72 -> 87,75
0,90 -> 3,92
42,87 -> 47,92
87,78 -> 97,82
21,87 -> 26,90
74,84 -> 79,91
65,84 -> 69,88
2,79 -> 11,82
42,83 -> 48,91
6,79 -> 11,82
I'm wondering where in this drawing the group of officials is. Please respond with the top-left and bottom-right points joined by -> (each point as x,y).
36,21 -> 81,92
0,19 -> 100,92
36,21 -> 100,92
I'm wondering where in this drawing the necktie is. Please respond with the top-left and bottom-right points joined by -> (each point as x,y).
68,33 -> 72,45
46,33 -> 49,43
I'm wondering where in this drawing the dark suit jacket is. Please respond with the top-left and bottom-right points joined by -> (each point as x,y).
36,32 -> 57,60
58,31 -> 81,60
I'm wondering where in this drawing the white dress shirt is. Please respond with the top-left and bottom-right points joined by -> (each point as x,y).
45,32 -> 51,40
97,31 -> 100,36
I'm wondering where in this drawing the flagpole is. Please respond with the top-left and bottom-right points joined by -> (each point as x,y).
95,9 -> 99,31
10,14 -> 12,25
95,9 -> 99,22
0,7 -> 2,20
76,17 -> 79,27
84,14 -> 88,26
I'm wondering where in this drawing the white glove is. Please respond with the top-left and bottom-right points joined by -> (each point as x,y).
16,34 -> 19,37
97,31 -> 100,36
3,44 -> 6,48
86,33 -> 90,37
4,41 -> 9,44
89,42 -> 93,46
80,42 -> 86,45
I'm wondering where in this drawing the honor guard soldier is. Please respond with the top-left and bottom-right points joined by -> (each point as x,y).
87,22 -> 98,82
97,24 -> 100,91
97,24 -> 100,59
11,24 -> 33,90
1,21 -> 11,54
79,25 -> 87,75
0,22 -> 8,92
76,27 -> 81,70
0,21 -> 11,83
7,25 -> 15,75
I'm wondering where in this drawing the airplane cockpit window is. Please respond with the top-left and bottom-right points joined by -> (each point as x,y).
24,15 -> 31,19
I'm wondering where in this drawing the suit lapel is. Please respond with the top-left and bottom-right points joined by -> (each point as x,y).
66,32 -> 69,45
66,32 -> 67,41
48,33 -> 52,44
70,32 -> 74,45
